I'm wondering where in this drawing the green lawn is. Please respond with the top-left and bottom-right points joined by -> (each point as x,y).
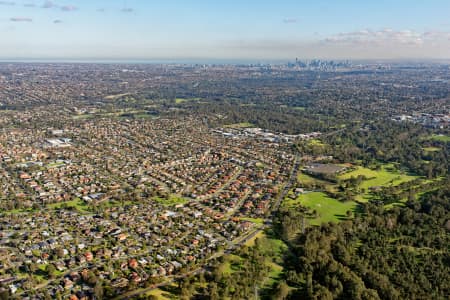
223,232 -> 286,289
72,114 -> 95,120
102,199 -> 134,208
240,217 -> 264,225
297,172 -> 317,185
46,161 -> 65,168
104,93 -> 130,100
265,261 -> 284,287
429,134 -> 450,142
339,166 -> 418,202
4,208 -> 36,214
423,146 -> 441,152
47,198 -> 90,213
144,288 -> 174,300
175,98 -> 188,104
287,192 -> 357,225
223,122 -> 255,128
5,198 -> 89,214
297,172 -> 333,188
153,194 -> 188,206
219,254 -> 244,275
175,97 -> 201,104
244,231 -> 265,247
307,139 -> 326,147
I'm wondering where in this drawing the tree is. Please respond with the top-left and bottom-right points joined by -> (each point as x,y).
0,288 -> 10,300
46,264 -> 56,279
272,280 -> 290,300
208,282 -> 220,300
94,280 -> 104,300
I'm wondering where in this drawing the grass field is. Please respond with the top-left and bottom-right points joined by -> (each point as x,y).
429,134 -> 450,142
254,233 -> 286,287
47,198 -> 90,213
307,139 -> 326,147
46,161 -> 66,168
244,231 -> 265,247
4,207 -> 36,214
153,194 -> 188,206
297,172 -> 337,193
144,287 -> 174,300
339,166 -> 418,202
102,199 -> 134,208
175,97 -> 201,104
285,192 -> 357,225
423,146 -> 441,152
240,217 -> 265,225
223,122 -> 255,128
223,232 -> 286,289
297,172 -> 318,185
104,93 -> 130,100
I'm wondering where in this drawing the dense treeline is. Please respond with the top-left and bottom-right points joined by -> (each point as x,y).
317,121 -> 449,177
146,242 -> 274,300
183,101 -> 338,134
278,182 -> 450,299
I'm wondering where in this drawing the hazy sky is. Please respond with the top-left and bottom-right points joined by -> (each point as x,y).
1,0 -> 450,60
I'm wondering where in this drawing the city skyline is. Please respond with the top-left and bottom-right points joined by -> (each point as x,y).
1,0 -> 450,61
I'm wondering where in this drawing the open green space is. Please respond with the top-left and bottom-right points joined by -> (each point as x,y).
3,207 -> 36,214
72,114 -> 95,120
244,230 -> 265,247
175,97 -> 201,104
297,172 -> 338,193
249,232 -> 287,288
102,199 -> 134,208
339,166 -> 418,202
297,172 -> 318,185
153,194 -> 188,206
423,146 -> 441,152
428,134 -> 450,142
266,261 -> 284,287
307,139 -> 326,147
47,198 -> 90,213
144,287 -> 174,300
221,232 -> 287,288
285,192 -> 357,225
219,254 -> 244,275
46,161 -> 65,169
104,93 -> 130,100
240,217 -> 265,225
223,122 -> 255,128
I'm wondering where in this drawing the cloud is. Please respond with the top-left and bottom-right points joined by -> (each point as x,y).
61,5 -> 77,11
121,8 -> 133,13
53,19 -> 63,24
323,29 -> 428,46
218,28 -> 450,60
42,1 -> 55,8
10,17 -> 32,22
283,18 -> 298,24
97,8 -> 106,12
24,3 -> 35,7
0,1 -> 15,5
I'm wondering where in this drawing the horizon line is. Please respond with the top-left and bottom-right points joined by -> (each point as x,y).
1,57 -> 450,65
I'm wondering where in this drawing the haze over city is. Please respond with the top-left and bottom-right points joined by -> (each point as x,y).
1,0 -> 450,61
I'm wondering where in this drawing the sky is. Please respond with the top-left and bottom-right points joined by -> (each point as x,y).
1,0 -> 450,61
